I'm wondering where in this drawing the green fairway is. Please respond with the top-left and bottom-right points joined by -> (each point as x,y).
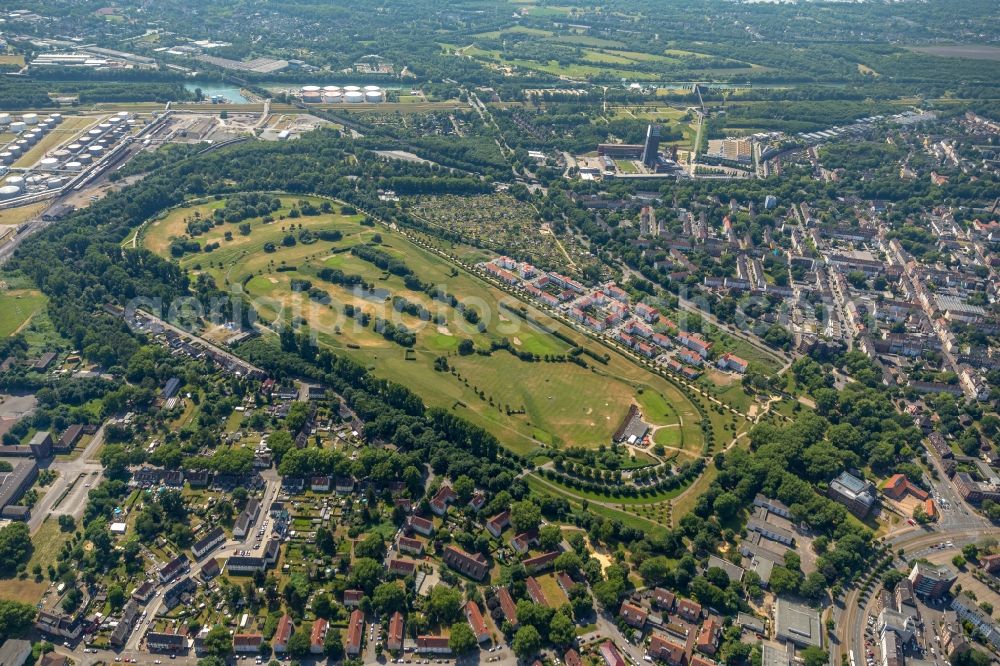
143,193 -> 707,456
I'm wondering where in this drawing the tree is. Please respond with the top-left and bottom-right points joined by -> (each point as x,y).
510,501 -> 541,534
324,629 -> 344,660
372,582 -> 407,615
57,515 -> 76,532
354,533 -> 385,560
802,646 -> 828,666
426,585 -> 463,625
638,556 -> 673,586
349,558 -> 383,594
287,627 -> 311,658
0,523 -> 32,576
108,584 -> 125,611
448,622 -> 477,654
952,554 -> 967,569
0,599 -> 36,640
549,612 -> 575,647
204,625 -> 232,656
512,625 -> 542,658
539,525 -> 562,551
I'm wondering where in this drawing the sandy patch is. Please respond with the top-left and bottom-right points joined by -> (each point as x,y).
512,336 -> 522,345
268,277 -> 279,284
437,326 -> 452,336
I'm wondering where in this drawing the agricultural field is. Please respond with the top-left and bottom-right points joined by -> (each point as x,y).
404,192 -> 602,279
143,193 -> 706,456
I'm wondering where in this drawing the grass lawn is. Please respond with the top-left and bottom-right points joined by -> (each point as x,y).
0,202 -> 50,227
0,517 -> 70,603
145,193 -> 706,456
0,55 -> 25,66
0,289 -> 47,336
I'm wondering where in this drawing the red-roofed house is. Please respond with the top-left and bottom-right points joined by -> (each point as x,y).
344,589 -> 364,607
716,353 -> 748,374
389,558 -> 417,577
487,510 -> 511,538
430,485 -> 457,515
648,634 -> 685,666
696,619 -> 721,655
273,615 -> 294,654
310,619 -> 329,654
233,634 -> 263,654
466,601 -> 490,643
565,649 -> 584,666
398,536 -> 425,556
417,636 -> 452,655
620,602 -> 648,629
346,609 -> 364,657
653,588 -> 675,610
677,599 -> 703,623
511,530 -> 539,554
498,587 -> 519,628
468,492 -> 487,513
601,641 -> 626,666
523,550 -> 559,573
443,545 -> 489,581
677,332 -> 712,358
526,576 -> 548,606
557,572 -> 576,594
387,612 -> 404,652
982,554 -> 1000,574
407,515 -> 434,537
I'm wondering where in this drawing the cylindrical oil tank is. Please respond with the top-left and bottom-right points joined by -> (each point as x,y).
39,157 -> 59,169
23,132 -> 39,145
21,113 -> 38,125
365,90 -> 383,103
46,177 -> 64,189
301,91 -> 321,103
0,113 -> 10,126
0,185 -> 21,199
78,153 -> 93,165
7,145 -> 21,157
64,161 -> 82,172
47,113 -> 63,124
52,150 -> 71,160
67,143 -> 83,153
88,128 -> 102,138
323,85 -> 340,93
9,121 -> 25,134
343,85 -> 361,92
364,85 -> 381,92
5,175 -> 25,190
344,91 -> 364,103
89,145 -> 105,158
0,152 -> 12,165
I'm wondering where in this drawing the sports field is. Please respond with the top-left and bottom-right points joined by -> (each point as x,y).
0,289 -> 47,337
143,193 -> 705,455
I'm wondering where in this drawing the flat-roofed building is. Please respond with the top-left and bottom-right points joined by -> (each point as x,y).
775,598 -> 822,648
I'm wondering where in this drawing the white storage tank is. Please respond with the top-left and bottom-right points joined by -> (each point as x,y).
23,132 -> 39,145
39,157 -> 60,169
364,85 -> 381,92
0,113 -> 10,126
9,121 -> 26,134
0,152 -> 12,165
302,91 -> 321,103
67,143 -> 83,153
88,128 -> 102,138
89,145 -> 105,158
22,113 -> 38,125
47,113 -> 63,124
26,174 -> 46,187
64,161 -> 82,172
344,85 -> 361,92
7,145 -> 21,157
5,175 -> 25,190
46,177 -> 64,189
321,92 -> 341,103
0,185 -> 21,200
344,91 -> 364,103
116,111 -> 129,119
323,85 -> 341,93
365,90 -> 383,103
52,150 -> 71,160
78,153 -> 93,165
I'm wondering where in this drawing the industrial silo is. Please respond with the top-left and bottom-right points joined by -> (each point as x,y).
39,157 -> 60,170
0,185 -> 21,200
365,90 -> 383,103
21,113 -> 38,125
64,161 -> 83,172
344,91 -> 364,103
9,121 -> 26,134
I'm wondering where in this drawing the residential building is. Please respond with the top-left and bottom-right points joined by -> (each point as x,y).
647,634 -> 685,666
416,636 -> 452,655
620,602 -> 648,629
192,526 -> 226,559
952,593 -> 1000,646
310,619 -> 328,654
677,598 -> 702,623
146,632 -> 186,653
0,640 -> 31,666
233,634 -> 263,654
601,641 -> 626,666
272,615 -> 293,654
387,612 -> 404,652
526,576 -> 548,606
466,601 -> 490,643
346,610 -> 364,657
442,545 -> 489,580
696,618 -> 721,655
497,587 -> 519,628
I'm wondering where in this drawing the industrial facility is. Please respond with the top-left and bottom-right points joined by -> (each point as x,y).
296,84 -> 383,103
